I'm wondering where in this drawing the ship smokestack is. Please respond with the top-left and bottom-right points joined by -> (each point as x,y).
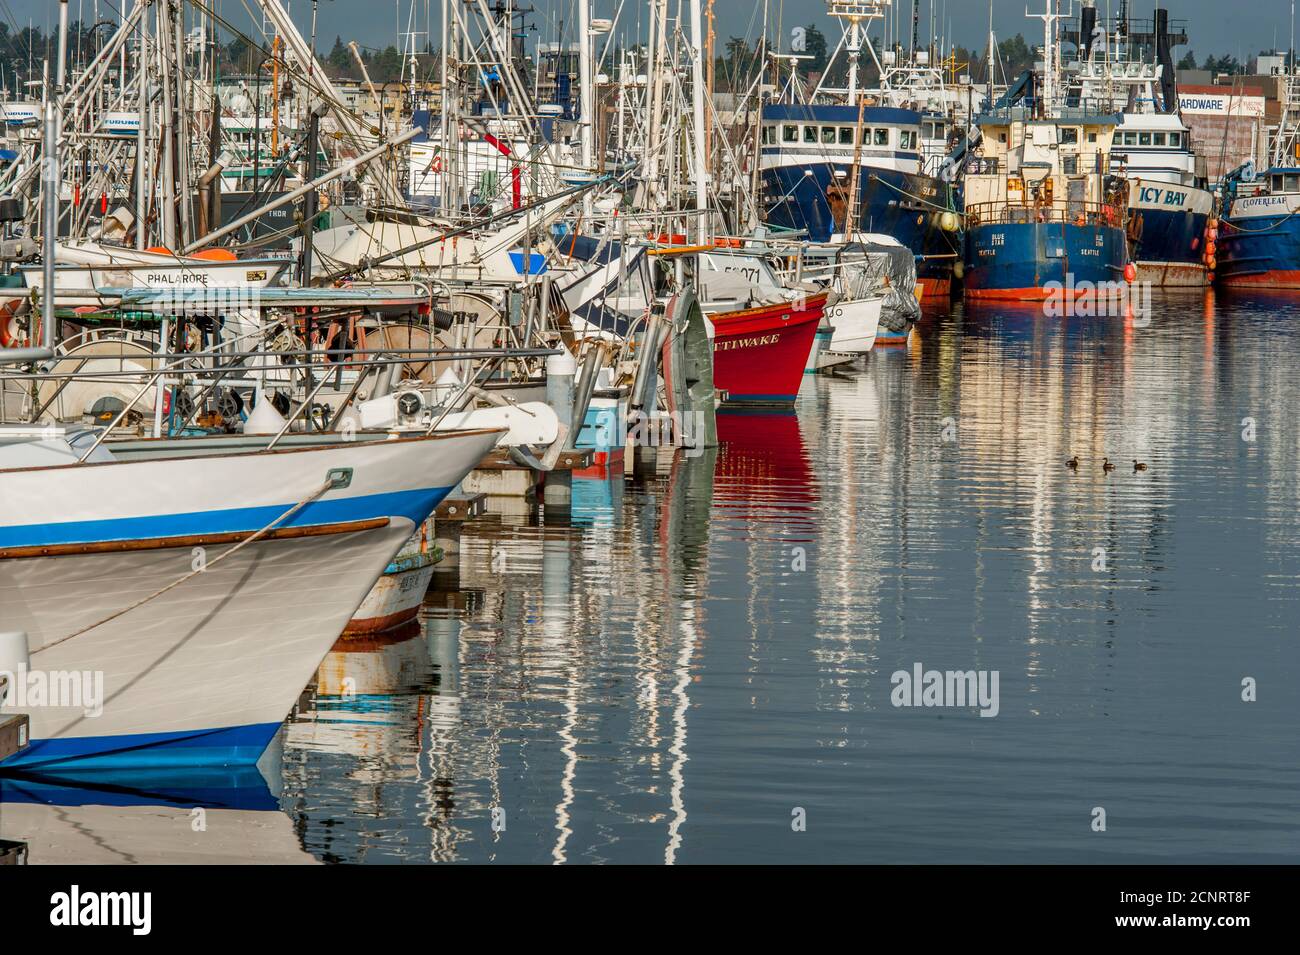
1155,8 -> 1178,113
1081,1 -> 1098,60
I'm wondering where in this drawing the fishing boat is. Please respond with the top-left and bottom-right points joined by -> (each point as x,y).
1217,168 -> 1300,287
757,103 -> 958,298
0,425 -> 502,770
962,106 -> 1130,300
1068,4 -> 1213,287
754,1 -> 964,298
960,3 -> 1130,302
1216,61 -> 1300,287
707,293 -> 827,406
345,519 -> 439,634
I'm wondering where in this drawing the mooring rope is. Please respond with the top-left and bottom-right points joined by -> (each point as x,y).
32,477 -> 337,656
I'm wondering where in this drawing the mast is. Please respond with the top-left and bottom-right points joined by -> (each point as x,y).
579,0 -> 594,211
689,0 -> 710,237
1026,0 -> 1066,116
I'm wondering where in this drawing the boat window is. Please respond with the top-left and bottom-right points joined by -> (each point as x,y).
822,126 -> 837,144
1168,132 -> 1181,148
839,126 -> 854,145
1139,132 -> 1151,145
1089,132 -> 1097,142
874,128 -> 889,146
1287,174 -> 1300,191
1272,174 -> 1285,191
782,125 -> 798,142
761,126 -> 773,144
803,125 -> 817,143
900,130 -> 915,149
1152,132 -> 1166,146
1060,127 -> 1079,145
861,127 -> 873,145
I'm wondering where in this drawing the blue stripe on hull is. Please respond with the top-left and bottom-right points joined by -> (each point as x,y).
964,221 -> 1127,295
1218,213 -> 1300,284
2,722 -> 282,770
759,164 -> 958,282
0,485 -> 454,549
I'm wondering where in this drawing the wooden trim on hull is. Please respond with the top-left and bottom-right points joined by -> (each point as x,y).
0,517 -> 391,560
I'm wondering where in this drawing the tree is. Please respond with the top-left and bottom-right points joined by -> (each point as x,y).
997,34 -> 1034,77
802,24 -> 828,75
1177,50 -> 1197,70
328,36 -> 352,74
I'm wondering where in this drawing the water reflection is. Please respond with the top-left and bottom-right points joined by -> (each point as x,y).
276,293 -> 1299,862
0,762 -> 315,864
9,291 -> 1295,863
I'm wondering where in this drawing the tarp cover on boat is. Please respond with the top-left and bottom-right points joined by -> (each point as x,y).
837,238 -> 921,333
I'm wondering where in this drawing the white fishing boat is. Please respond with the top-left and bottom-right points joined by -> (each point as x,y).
16,240 -> 291,310
0,424 -> 502,771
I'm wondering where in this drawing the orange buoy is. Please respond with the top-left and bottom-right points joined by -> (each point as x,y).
192,248 -> 238,261
145,246 -> 173,255
1123,262 -> 1137,283
0,298 -> 26,348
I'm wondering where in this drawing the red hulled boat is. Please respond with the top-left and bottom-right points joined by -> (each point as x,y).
706,292 -> 827,405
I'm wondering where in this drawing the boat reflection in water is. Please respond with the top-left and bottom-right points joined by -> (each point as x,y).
0,757 -> 316,864
271,408 -> 824,863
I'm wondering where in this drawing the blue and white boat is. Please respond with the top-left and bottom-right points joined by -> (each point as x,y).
754,1 -> 962,298
0,425 -> 501,771
1217,67 -> 1300,288
1110,112 -> 1213,287
1067,5 -> 1213,287
1217,167 -> 1300,288
757,107 -> 959,299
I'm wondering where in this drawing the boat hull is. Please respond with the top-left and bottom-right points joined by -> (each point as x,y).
708,294 -> 826,405
963,220 -> 1129,301
345,552 -> 437,634
1126,181 -> 1213,288
826,297 -> 882,353
0,431 -> 501,770
1217,212 -> 1300,288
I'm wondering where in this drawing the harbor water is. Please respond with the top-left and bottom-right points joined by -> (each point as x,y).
7,294 -> 1299,863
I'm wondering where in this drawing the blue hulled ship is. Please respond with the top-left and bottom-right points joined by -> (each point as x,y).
961,108 -> 1130,300
1065,5 -> 1213,287
1217,168 -> 1300,288
756,104 -> 961,298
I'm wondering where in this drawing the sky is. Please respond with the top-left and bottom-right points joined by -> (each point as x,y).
0,1 -> 1289,65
